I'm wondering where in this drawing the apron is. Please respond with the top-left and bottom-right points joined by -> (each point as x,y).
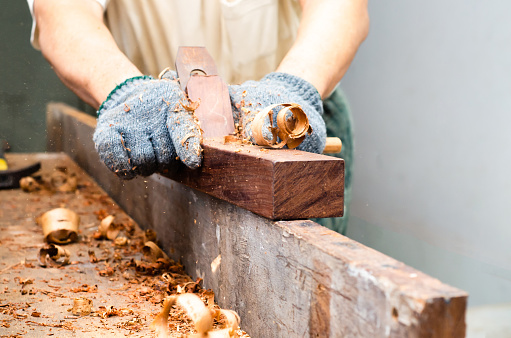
103,0 -> 301,84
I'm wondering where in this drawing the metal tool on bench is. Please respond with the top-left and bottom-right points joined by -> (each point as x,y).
0,140 -> 41,189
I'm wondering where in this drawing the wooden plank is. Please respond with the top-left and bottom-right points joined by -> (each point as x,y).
47,102 -> 343,219
47,102 -> 468,337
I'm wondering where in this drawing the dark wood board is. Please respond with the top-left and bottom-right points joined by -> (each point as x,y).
47,102 -> 343,219
47,102 -> 468,337
168,138 -> 344,219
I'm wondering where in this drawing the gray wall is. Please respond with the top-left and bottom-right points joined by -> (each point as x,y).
342,1 -> 511,306
0,2 -> 83,152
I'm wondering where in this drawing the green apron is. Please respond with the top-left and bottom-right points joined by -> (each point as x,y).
312,86 -> 353,235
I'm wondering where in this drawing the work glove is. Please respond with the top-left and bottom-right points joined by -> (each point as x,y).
228,72 -> 326,153
93,71 -> 202,180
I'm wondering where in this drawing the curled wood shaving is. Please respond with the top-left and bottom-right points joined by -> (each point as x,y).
50,168 -> 77,193
114,236 -> 128,246
40,208 -> 79,244
151,293 -> 241,338
97,215 -> 121,240
251,103 -> 312,149
38,244 -> 70,267
70,297 -> 93,316
217,309 -> 240,335
19,176 -> 41,192
143,241 -> 170,262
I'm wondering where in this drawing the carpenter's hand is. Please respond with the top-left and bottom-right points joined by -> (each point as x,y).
228,72 -> 326,153
93,71 -> 202,179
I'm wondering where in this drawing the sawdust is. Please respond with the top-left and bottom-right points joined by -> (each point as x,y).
0,161 -> 250,337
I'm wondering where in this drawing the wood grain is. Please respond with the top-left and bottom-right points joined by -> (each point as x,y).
169,138 -> 344,219
47,102 -> 467,337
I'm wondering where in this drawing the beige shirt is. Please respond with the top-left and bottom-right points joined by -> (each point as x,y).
29,0 -> 302,84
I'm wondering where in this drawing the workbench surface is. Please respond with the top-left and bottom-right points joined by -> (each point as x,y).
0,153 -> 218,337
4,105 -> 469,337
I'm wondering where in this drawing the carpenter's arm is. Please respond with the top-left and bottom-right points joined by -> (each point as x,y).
277,0 -> 369,99
34,0 -> 142,108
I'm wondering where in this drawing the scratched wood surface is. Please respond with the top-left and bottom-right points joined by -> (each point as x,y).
46,102 -> 468,337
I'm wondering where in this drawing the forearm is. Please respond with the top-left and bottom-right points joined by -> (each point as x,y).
277,0 -> 369,99
34,0 -> 142,109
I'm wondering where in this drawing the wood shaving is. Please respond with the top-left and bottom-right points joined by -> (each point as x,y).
50,168 -> 77,193
40,208 -> 79,244
69,297 -> 93,316
19,176 -> 41,192
38,244 -> 70,267
250,103 -> 312,149
180,98 -> 201,112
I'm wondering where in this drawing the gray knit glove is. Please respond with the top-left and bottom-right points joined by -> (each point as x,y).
228,72 -> 326,153
93,72 -> 202,180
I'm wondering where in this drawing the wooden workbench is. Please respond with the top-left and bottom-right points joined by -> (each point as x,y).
47,102 -> 468,337
1,153 -> 245,337
0,153 -> 162,337
3,103 -> 468,337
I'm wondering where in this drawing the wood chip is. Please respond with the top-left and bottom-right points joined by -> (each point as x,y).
40,208 -> 79,244
38,244 -> 70,267
70,297 -> 93,316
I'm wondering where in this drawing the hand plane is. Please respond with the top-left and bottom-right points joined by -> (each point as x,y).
165,46 -> 344,220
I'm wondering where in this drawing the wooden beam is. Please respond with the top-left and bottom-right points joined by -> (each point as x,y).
47,102 -> 467,337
